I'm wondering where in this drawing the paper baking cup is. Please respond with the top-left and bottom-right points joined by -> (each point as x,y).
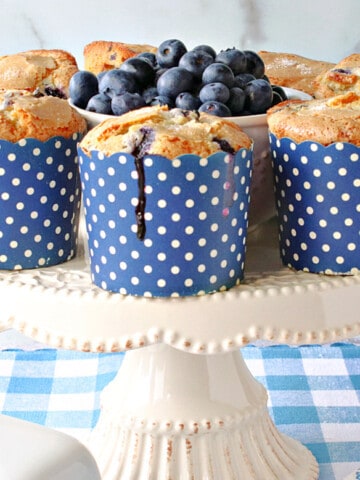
0,135 -> 82,270
270,133 -> 360,274
78,147 -> 253,296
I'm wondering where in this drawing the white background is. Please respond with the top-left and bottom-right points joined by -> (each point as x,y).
0,0 -> 359,67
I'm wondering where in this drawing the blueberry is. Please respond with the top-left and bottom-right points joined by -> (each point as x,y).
86,93 -> 112,114
199,101 -> 231,117
157,66 -> 194,98
156,39 -> 187,68
150,95 -> 175,108
192,44 -> 217,59
226,87 -> 246,115
175,92 -> 201,110
120,57 -> 155,87
244,51 -> 265,78
142,86 -> 159,104
99,69 -> 139,98
272,85 -> 288,101
233,73 -> 256,89
244,78 -> 273,114
202,62 -> 235,88
155,67 -> 169,82
136,52 -> 158,68
179,50 -> 214,79
69,71 -> 99,109
111,92 -> 146,115
334,68 -> 351,74
271,91 -> 285,107
215,48 -> 247,75
44,87 -> 66,99
199,82 -> 230,104
97,71 -> 108,83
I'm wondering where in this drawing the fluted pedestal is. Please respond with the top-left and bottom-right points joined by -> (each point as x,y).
88,344 -> 318,480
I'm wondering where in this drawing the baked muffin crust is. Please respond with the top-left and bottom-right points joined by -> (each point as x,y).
0,90 -> 87,142
84,41 -> 157,75
313,53 -> 360,99
0,49 -> 79,98
80,105 -> 252,158
258,50 -> 334,97
267,92 -> 360,146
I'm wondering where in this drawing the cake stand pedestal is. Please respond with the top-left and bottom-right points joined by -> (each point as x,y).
1,218 -> 359,480
89,343 -> 317,479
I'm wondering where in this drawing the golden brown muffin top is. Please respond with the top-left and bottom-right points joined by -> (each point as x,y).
258,50 -> 334,97
83,41 -> 157,74
267,92 -> 360,146
79,105 -> 252,158
313,53 -> 360,99
0,90 -> 87,142
0,49 -> 79,98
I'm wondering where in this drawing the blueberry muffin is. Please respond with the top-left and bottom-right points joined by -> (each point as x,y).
79,104 -> 252,158
78,105 -> 253,296
0,89 -> 86,142
313,53 -> 360,99
267,91 -> 360,145
267,92 -> 360,275
258,50 -> 334,97
83,40 -> 157,75
0,49 -> 79,98
0,89 -> 86,270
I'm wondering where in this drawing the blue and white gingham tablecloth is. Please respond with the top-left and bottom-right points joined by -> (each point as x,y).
0,341 -> 358,480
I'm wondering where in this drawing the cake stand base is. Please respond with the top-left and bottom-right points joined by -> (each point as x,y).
88,344 -> 319,480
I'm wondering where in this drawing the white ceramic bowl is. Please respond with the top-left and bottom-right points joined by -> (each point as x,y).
71,88 -> 312,227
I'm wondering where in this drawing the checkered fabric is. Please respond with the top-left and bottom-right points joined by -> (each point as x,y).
0,343 -> 358,480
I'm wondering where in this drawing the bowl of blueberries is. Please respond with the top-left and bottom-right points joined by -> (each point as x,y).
69,39 -> 311,227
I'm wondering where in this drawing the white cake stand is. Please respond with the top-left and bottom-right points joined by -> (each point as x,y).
1,218 -> 359,480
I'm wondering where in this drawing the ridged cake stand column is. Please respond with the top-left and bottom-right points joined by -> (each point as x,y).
1,219 -> 359,479
89,343 -> 317,480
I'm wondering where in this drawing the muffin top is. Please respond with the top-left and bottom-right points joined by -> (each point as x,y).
79,105 -> 252,159
258,50 -> 334,97
267,92 -> 360,146
313,53 -> 360,99
0,90 -> 87,142
0,49 -> 79,98
84,40 -> 157,75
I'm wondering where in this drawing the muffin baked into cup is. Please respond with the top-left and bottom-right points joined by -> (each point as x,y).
268,92 -> 360,275
78,105 -> 253,296
0,49 -> 79,98
0,90 -> 87,270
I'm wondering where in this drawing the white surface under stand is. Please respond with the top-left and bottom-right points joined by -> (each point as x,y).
1,218 -> 360,480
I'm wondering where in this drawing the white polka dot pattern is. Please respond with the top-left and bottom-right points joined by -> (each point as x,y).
0,135 -> 82,270
270,134 -> 360,274
78,148 -> 253,296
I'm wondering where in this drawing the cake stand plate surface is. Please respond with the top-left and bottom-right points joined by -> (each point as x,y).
1,218 -> 359,353
1,218 -> 359,480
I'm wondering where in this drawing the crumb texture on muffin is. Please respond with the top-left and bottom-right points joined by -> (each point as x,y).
258,50 -> 334,97
0,49 -> 79,98
313,53 -> 360,99
84,41 -> 157,74
267,92 -> 360,146
0,90 -> 87,142
79,105 -> 252,158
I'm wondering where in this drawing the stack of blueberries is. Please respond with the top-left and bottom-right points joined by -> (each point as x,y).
70,39 -> 287,118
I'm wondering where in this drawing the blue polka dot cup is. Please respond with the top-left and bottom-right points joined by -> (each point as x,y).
0,135 -> 82,270
270,133 -> 360,275
78,147 -> 253,296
